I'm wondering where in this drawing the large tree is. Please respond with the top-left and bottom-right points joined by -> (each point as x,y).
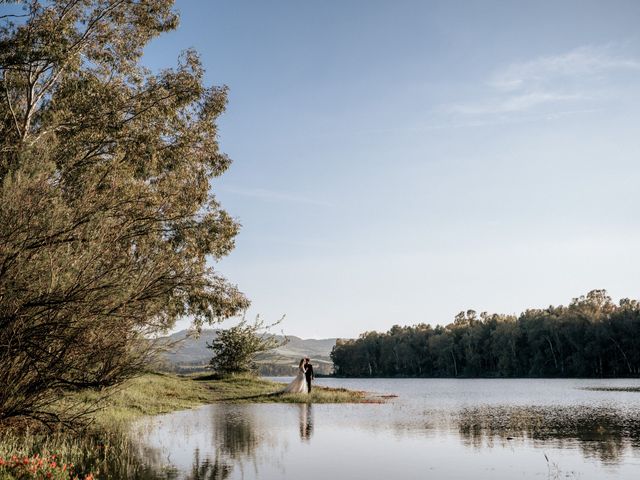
0,0 -> 248,423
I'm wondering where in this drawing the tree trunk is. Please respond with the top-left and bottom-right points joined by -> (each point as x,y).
545,336 -> 558,372
450,349 -> 458,377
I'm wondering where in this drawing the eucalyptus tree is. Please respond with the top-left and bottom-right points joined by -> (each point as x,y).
0,0 -> 248,423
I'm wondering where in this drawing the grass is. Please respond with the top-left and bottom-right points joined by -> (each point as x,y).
67,372 -> 376,425
68,372 -> 214,427
0,372 -> 378,478
5,372 -> 374,432
63,372 -> 375,426
190,373 -> 372,404
0,426 -> 143,479
0,372 -> 377,436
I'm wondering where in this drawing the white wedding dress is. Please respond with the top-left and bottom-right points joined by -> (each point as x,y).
283,366 -> 308,393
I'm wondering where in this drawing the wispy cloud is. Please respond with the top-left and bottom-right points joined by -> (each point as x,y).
490,45 -> 640,91
444,44 -> 640,118
220,185 -> 333,207
447,91 -> 587,116
261,236 -> 335,249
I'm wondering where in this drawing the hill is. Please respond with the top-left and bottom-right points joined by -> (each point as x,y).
158,329 -> 337,375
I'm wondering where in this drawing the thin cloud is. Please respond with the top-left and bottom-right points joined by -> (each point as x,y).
444,44 -> 639,118
490,45 -> 640,91
448,91 -> 586,116
262,236 -> 335,249
220,185 -> 334,207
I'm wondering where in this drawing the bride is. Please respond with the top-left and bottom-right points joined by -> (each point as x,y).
283,358 -> 308,393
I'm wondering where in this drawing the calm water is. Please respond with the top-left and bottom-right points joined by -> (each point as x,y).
131,378 -> 640,479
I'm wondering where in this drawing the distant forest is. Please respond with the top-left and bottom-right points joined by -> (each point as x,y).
330,290 -> 640,378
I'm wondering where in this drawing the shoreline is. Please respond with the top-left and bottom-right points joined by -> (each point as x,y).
70,371 -> 384,428
0,372 -> 382,434
0,372 -> 384,479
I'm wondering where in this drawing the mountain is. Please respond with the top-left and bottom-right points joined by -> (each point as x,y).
157,329 -> 337,375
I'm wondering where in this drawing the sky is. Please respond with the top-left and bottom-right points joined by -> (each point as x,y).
141,0 -> 640,339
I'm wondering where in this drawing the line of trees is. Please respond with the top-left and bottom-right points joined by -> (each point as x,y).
331,290 -> 640,378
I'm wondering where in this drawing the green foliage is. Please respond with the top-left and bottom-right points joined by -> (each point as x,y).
207,317 -> 286,375
0,0 -> 248,424
331,290 -> 640,378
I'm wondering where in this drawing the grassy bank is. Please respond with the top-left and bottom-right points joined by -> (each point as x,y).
3,373 -> 376,435
3,372 -> 375,433
85,372 -> 372,424
69,372 -> 215,428
192,373 -> 372,404
1,373 -> 377,478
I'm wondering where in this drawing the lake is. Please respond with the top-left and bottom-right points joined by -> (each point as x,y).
131,378 -> 640,479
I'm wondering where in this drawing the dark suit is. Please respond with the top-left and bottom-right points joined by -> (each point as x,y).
304,363 -> 314,392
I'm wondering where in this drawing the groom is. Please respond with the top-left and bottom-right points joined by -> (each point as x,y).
304,357 -> 314,392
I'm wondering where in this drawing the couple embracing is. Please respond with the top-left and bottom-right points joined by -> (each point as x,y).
283,357 -> 314,393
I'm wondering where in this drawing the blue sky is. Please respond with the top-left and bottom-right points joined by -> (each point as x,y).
142,0 -> 640,338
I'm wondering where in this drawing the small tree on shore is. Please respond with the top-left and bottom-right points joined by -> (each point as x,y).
208,317 -> 286,375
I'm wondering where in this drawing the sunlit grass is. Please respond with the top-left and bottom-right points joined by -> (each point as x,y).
70,372 -> 213,427
191,373 -> 371,403
55,372 -> 374,428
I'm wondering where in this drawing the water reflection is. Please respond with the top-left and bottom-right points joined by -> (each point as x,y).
211,405 -> 259,459
133,379 -> 640,479
456,405 -> 638,464
185,449 -> 231,480
131,404 -> 268,480
298,404 -> 314,442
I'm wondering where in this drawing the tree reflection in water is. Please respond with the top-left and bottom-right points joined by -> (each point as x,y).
132,390 -> 640,479
184,448 -> 232,480
171,405 -> 260,480
211,405 -> 260,460
456,405 -> 640,464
